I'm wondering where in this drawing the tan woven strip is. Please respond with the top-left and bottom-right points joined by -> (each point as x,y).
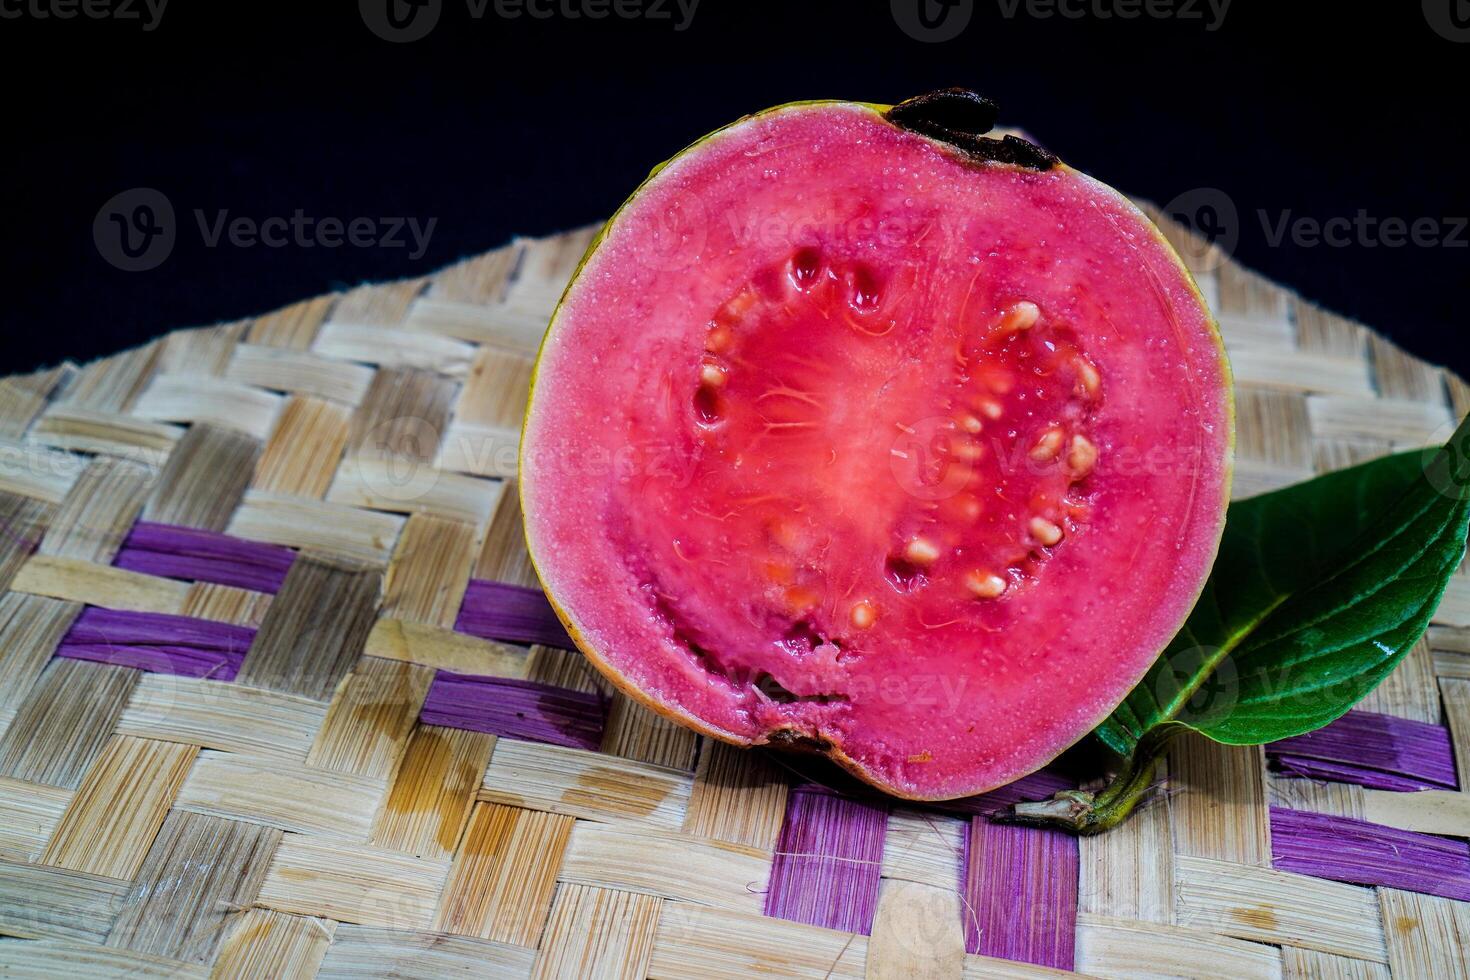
132,375 -> 282,440
381,515 -> 476,628
647,903 -> 867,980
315,322 -> 476,378
1168,737 -> 1272,867
866,879 -> 965,979
107,811 -> 282,964
437,347 -> 533,478
365,618 -> 531,676
0,941 -> 204,978
478,739 -> 693,830
559,823 -> 768,914
0,861 -> 129,943
210,908 -> 336,980
56,343 -> 160,414
329,277 -> 427,327
235,553 -> 380,701
1075,914 -> 1283,980
433,802 -> 574,946
1442,678 -> 1470,787
681,740 -> 788,851
181,582 -> 272,628
326,457 -> 501,527
0,593 -> 81,737
157,323 -> 247,378
39,457 -> 153,562
116,673 -> 326,761
227,345 -> 374,407
1377,889 -> 1470,980
421,242 -> 520,305
317,923 -> 536,979
347,366 -> 458,462
0,659 -> 138,790
1079,757 -> 1172,924
881,807 -> 965,895
474,479 -> 538,587
226,490 -> 404,565
0,364 -> 70,438
526,645 -> 610,694
257,836 -> 451,930
252,396 -> 352,499
246,294 -> 335,350
600,693 -> 700,771
0,438 -> 81,505
406,296 -> 551,354
174,751 -> 386,840
531,884 -> 662,980
42,735 -> 197,880
10,555 -> 190,614
0,775 -> 71,863
1361,788 -> 1470,838
371,724 -> 494,861
1282,948 -> 1391,980
1268,776 -> 1366,820
0,490 -> 55,591
305,656 -> 434,779
144,423 -> 262,532
31,405 -> 182,458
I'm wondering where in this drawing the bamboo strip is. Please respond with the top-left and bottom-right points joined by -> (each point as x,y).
256,835 -> 450,931
0,491 -> 53,591
42,735 -> 198,880
1281,949 -> 1391,980
1443,678 -> 1470,787
235,553 -> 381,701
0,438 -> 82,504
227,490 -> 404,564
182,582 -> 273,628
209,908 -> 335,980
39,457 -> 153,562
1436,578 -> 1470,629
175,751 -> 387,840
1357,637 -> 1442,724
227,344 -> 374,405
473,480 -> 538,586
107,811 -> 282,964
646,902 -> 866,980
305,656 -> 434,779
365,618 -> 532,676
329,277 -> 427,326
9,554 -> 191,614
479,739 -> 693,830
1079,759 -> 1173,924
245,294 -> 335,350
880,807 -> 966,895
960,953 -> 1086,979
1232,388 -> 1314,468
1075,913 -> 1284,980
1169,737 -> 1272,867
314,322 -> 476,378
327,456 -> 501,527
532,884 -> 662,980
1174,854 -> 1387,963
422,244 -> 520,305
144,424 -> 262,532
54,343 -> 160,414
1229,349 -> 1373,397
1377,889 -> 1470,980
381,514 -> 476,628
526,644 -> 610,694
0,659 -> 138,790
0,775 -> 71,863
32,405 -> 182,458
117,673 -> 326,760
600,693 -> 701,771
371,724 -> 495,861
252,396 -> 351,499
433,802 -> 574,946
436,347 -> 533,477
1267,777 -> 1366,820
1369,334 -> 1446,403
1305,395 -> 1453,446
346,366 -> 457,461
559,822 -> 769,914
1361,788 -> 1470,838
1294,301 -> 1367,358
681,741 -> 789,851
866,879 -> 965,979
0,366 -> 64,438
0,941 -> 207,978
156,324 -> 245,378
131,375 -> 283,441
404,296 -> 549,353
317,923 -> 536,979
0,593 -> 80,737
0,860 -> 128,943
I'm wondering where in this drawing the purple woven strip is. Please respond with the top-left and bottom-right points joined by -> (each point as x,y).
763,783 -> 887,935
419,670 -> 606,750
1267,709 -> 1458,791
54,606 -> 256,680
114,521 -> 296,594
962,814 -> 1078,969
454,579 -> 572,648
1270,806 -> 1470,901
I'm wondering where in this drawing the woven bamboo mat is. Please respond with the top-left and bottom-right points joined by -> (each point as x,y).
0,200 -> 1466,979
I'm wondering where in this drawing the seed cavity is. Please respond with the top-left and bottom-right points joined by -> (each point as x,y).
1030,517 -> 1063,547
790,247 -> 822,290
964,570 -> 1008,599
693,385 -> 723,425
1029,427 -> 1064,462
1067,434 -> 1097,478
850,267 -> 883,313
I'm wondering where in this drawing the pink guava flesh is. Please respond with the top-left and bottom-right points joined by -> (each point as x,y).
521,100 -> 1232,800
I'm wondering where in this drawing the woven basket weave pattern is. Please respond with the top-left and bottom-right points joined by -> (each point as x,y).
0,206 -> 1465,979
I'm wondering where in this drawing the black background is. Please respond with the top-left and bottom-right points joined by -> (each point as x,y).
3,1 -> 1467,377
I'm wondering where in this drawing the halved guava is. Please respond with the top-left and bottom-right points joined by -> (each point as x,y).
521,91 -> 1232,800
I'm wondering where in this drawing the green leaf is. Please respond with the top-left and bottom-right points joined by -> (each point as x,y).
1001,415 -> 1470,835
